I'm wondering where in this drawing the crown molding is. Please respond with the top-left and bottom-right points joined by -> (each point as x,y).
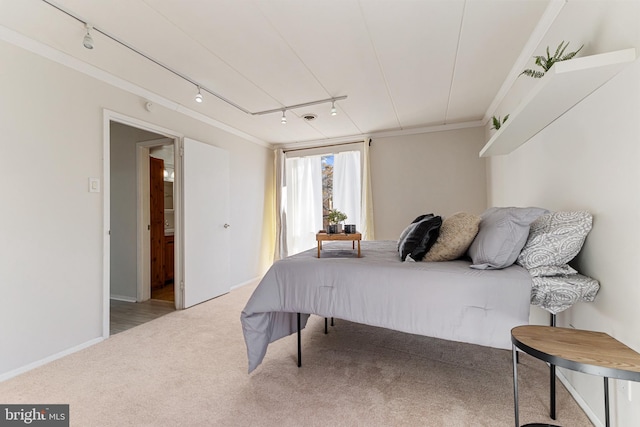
0,24 -> 271,149
275,120 -> 484,151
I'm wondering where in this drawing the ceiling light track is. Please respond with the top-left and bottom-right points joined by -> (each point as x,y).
252,96 -> 347,116
41,0 -> 347,118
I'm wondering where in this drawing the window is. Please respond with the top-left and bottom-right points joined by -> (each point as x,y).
284,149 -> 361,255
321,155 -> 333,230
284,155 -> 323,255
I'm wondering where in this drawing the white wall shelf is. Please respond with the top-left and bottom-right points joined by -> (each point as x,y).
480,48 -> 636,157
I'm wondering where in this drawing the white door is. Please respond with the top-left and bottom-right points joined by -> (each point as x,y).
182,138 -> 230,308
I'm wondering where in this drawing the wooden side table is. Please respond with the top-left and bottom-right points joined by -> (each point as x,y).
316,232 -> 361,258
511,325 -> 640,427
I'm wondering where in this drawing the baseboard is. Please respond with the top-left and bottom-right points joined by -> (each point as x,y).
1,281 -> 258,383
110,294 -> 137,302
0,337 -> 104,383
230,276 -> 261,291
556,369 -> 603,427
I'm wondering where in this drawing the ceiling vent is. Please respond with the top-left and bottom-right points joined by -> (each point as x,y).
302,113 -> 317,121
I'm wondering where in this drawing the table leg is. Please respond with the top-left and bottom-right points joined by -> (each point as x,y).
317,241 -> 321,258
604,377 -> 610,427
550,364 -> 556,419
357,240 -> 361,257
513,344 -> 520,427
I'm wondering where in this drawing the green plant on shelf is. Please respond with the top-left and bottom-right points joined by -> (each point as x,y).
491,114 -> 510,130
520,41 -> 584,78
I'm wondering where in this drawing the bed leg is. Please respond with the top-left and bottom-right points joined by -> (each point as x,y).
324,317 -> 335,334
297,313 -> 301,368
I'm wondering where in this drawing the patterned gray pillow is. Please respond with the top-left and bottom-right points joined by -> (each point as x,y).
527,264 -> 577,277
531,273 -> 600,314
517,211 -> 592,269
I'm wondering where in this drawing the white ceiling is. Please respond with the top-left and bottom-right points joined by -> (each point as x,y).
1,0 -> 554,147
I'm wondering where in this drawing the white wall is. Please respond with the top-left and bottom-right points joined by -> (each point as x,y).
110,123 -> 165,301
369,127 -> 487,240
486,2 -> 640,425
0,39 -> 273,378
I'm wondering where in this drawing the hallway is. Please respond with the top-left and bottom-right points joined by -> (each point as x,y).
110,299 -> 175,335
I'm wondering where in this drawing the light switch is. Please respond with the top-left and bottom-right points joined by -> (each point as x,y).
89,177 -> 100,193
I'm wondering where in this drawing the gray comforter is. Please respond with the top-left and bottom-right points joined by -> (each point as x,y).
241,240 -> 532,373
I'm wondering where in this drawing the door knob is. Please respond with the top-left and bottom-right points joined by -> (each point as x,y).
224,223 -> 230,228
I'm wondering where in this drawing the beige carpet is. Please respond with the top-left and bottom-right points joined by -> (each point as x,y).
0,281 -> 592,426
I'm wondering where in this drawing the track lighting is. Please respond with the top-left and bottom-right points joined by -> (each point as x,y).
253,96 -> 347,122
44,1 -> 348,118
83,24 -> 94,49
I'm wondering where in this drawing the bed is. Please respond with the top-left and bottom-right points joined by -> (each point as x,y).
240,208 -> 599,373
241,240 -> 532,373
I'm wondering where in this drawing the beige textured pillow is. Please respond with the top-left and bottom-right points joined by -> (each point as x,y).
423,212 -> 481,262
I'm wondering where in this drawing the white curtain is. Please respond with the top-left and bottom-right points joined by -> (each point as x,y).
285,155 -> 323,255
333,151 -> 361,232
273,148 -> 287,260
361,139 -> 375,240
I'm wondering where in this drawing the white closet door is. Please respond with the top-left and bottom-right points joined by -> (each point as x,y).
183,138 -> 230,308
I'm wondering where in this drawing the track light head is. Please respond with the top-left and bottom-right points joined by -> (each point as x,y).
83,25 -> 94,49
281,110 -> 287,124
195,87 -> 203,103
330,100 -> 337,116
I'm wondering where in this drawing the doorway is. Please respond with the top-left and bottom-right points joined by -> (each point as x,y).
103,110 -> 232,337
149,144 -> 175,303
108,119 -> 178,335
